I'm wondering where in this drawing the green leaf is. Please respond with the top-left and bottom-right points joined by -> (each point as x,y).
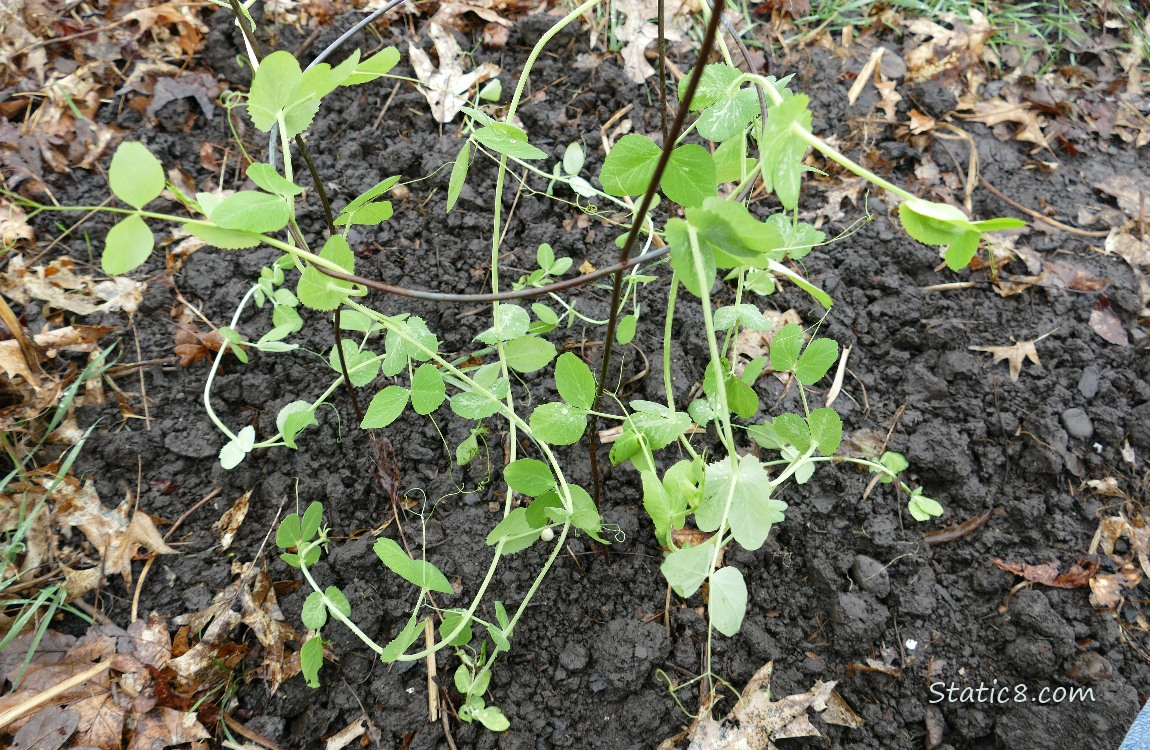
373,537 -> 454,593
696,88 -> 760,142
182,223 -> 263,249
485,507 -> 540,554
328,339 -> 379,387
472,123 -> 546,160
725,375 -> 759,419
410,364 -> 446,415
298,235 -> 357,311
276,400 -> 317,449
767,259 -> 833,309
529,304 -> 559,335
440,610 -> 473,647
102,214 -> 154,275
342,46 -> 400,85
503,458 -> 555,496
336,201 -> 393,227
661,541 -> 714,597
247,162 -> 303,197
361,386 -> 409,429
526,493 -> 564,529
380,615 -> 424,662
300,501 -> 323,541
562,484 -> 604,541
973,217 -> 1027,232
661,144 -> 716,208
563,142 -> 585,175
210,191 -> 291,234
709,566 -> 748,636
795,338 -> 839,385
641,470 -> 675,547
555,352 -> 595,409
302,591 -> 327,630
476,304 -> 531,346
219,425 -> 256,470
325,585 -> 351,617
343,176 -> 401,215
276,513 -> 302,549
664,459 -> 701,516
695,455 -> 787,551
807,407 -> 843,455
666,218 -> 715,298
300,635 -> 324,687
772,413 -> 811,453
478,78 -> 502,101
109,142 -> 165,209
473,706 -> 510,732
767,214 -> 825,260
447,141 -> 471,213
714,137 -> 755,184
769,323 -> 803,372
503,335 -> 556,373
678,63 -> 741,109
627,401 -> 692,450
908,488 -> 944,521
451,391 -> 503,420
714,304 -> 771,331
599,133 -> 660,196
381,317 -> 439,376
616,314 -> 638,345
878,451 -> 909,483
456,430 -> 481,466
898,198 -> 975,245
943,230 -> 982,271
247,50 -> 304,133
757,91 -> 812,210
530,402 -> 587,445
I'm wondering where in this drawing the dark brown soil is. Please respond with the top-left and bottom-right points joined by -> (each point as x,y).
10,6 -> 1150,750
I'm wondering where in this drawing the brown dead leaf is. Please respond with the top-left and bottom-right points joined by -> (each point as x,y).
963,94 -> 1049,149
968,336 -> 1044,382
904,10 -> 992,83
1094,174 -> 1150,220
686,662 -> 862,749
874,76 -> 903,121
1090,296 -> 1129,346
990,557 -> 1099,588
172,561 -> 301,694
409,21 -> 500,122
0,255 -> 145,316
1089,566 -> 1142,608
212,489 -> 251,551
53,479 -> 177,593
1102,228 -> 1149,322
615,0 -> 689,83
0,199 -> 35,247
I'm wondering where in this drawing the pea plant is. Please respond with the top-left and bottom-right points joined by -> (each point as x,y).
5,0 -> 1024,729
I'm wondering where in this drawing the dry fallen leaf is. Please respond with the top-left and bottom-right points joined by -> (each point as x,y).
686,662 -> 862,749
990,557 -> 1099,588
212,489 -> 251,551
968,335 -> 1046,382
962,94 -> 1048,149
614,0 -> 689,83
1089,296 -> 1129,346
904,10 -> 992,83
409,21 -> 500,122
0,255 -> 145,316
1094,174 -> 1150,220
53,479 -> 178,593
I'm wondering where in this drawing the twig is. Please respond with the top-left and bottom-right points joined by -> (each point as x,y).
979,176 -> 1110,237
0,659 -> 112,728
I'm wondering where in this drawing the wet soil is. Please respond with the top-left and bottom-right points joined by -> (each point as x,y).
11,8 -> 1150,750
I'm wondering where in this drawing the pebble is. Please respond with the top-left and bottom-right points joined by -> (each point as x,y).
1078,367 -> 1100,398
1061,408 -> 1094,440
850,554 -> 891,598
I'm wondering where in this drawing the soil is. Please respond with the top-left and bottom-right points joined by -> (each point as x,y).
9,6 -> 1150,750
